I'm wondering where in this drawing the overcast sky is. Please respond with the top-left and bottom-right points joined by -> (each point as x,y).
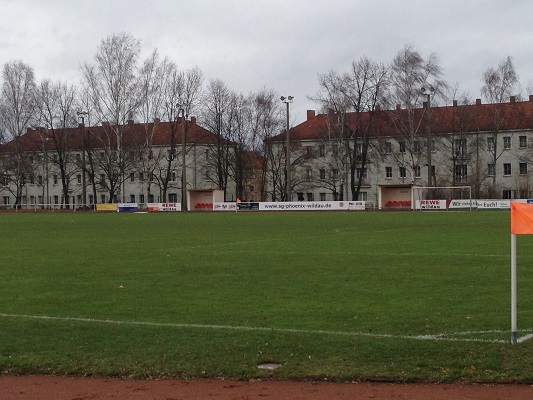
1,0 -> 532,124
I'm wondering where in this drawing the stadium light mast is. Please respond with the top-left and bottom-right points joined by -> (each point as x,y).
77,110 -> 89,209
280,96 -> 293,201
420,86 -> 435,189
179,107 -> 187,211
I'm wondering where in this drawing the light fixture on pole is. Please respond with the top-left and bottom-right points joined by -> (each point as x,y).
77,110 -> 89,209
179,107 -> 187,211
280,95 -> 293,202
420,86 -> 435,188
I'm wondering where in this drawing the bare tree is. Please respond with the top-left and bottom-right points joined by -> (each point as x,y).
157,64 -> 203,202
481,56 -> 519,196
0,60 -> 37,207
201,79 -> 234,199
387,45 -> 447,187
33,79 -> 79,208
247,89 -> 284,201
81,33 -> 142,202
312,56 -> 388,200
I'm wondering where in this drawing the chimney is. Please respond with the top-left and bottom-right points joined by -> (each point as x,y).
191,116 -> 196,124
476,99 -> 482,106
307,110 -> 316,120
153,118 -> 160,124
396,104 -> 401,110
422,101 -> 428,108
127,119 -> 134,125
529,95 -> 533,102
102,121 -> 110,127
453,100 -> 458,107
510,96 -> 516,104
375,105 -> 381,111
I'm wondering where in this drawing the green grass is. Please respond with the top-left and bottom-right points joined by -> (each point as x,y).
1,210 -> 533,382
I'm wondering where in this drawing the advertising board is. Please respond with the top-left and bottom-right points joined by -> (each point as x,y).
147,203 -> 181,212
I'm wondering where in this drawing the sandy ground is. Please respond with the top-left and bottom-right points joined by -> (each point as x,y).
2,376 -> 533,400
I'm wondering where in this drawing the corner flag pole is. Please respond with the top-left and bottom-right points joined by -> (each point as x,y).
511,233 -> 517,344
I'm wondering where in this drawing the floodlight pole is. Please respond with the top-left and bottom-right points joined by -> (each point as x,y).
511,233 -> 517,344
281,95 -> 293,202
77,111 -> 88,209
421,86 -> 435,189
180,107 -> 187,211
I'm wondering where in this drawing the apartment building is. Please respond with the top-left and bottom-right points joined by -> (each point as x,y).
269,97 -> 533,205
0,117 -> 238,208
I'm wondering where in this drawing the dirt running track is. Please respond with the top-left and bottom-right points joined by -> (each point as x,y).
2,376 -> 533,400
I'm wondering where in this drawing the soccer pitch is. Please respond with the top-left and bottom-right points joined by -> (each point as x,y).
1,210 -> 533,382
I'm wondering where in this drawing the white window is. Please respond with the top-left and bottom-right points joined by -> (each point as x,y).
503,136 -> 511,149
384,141 -> 392,154
455,164 -> 468,182
414,165 -> 421,178
454,138 -> 467,157
519,136 -> 527,148
503,163 -> 512,176
385,166 -> 392,178
488,163 -> 495,176
399,141 -> 406,153
319,169 -> 326,179
399,167 -> 406,178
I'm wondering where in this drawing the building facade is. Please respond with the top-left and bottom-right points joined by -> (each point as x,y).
0,117 -> 238,209
269,96 -> 533,205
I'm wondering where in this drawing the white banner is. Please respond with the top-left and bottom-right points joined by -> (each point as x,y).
415,200 -> 447,210
259,201 -> 364,211
477,200 -> 510,210
448,199 -> 476,209
213,201 -> 365,212
213,202 -> 237,211
415,199 -> 510,210
147,202 -> 181,212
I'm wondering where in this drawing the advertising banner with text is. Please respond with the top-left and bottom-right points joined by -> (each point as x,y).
213,201 -> 365,212
147,203 -> 181,212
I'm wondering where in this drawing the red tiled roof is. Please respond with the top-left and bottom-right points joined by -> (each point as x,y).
271,97 -> 533,142
0,118 -> 224,152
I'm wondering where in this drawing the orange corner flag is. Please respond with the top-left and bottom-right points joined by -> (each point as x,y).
511,202 -> 533,234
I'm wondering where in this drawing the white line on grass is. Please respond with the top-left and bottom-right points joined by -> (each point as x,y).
171,247 -> 509,259
0,312 -> 521,344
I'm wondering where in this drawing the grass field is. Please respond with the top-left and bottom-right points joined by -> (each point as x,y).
1,210 -> 533,382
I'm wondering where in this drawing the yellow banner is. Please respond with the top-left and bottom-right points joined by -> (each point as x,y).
96,203 -> 118,211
